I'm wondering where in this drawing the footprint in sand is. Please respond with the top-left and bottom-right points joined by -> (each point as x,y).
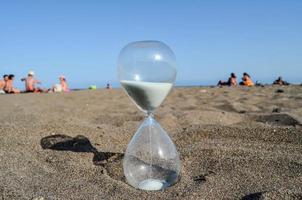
192,170 -> 216,184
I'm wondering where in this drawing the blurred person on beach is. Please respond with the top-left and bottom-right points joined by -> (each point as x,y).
255,81 -> 265,87
0,74 -> 8,94
59,75 -> 69,92
239,72 -> 254,86
3,74 -> 20,93
217,73 -> 237,87
106,83 -> 112,89
273,76 -> 290,86
51,75 -> 70,92
21,71 -> 44,93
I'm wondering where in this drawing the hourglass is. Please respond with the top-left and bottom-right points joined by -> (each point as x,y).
118,40 -> 181,191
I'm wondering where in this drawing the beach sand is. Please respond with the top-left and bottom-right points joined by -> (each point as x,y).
0,85 -> 301,199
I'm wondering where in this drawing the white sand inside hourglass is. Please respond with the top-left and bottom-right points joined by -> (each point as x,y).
138,179 -> 165,191
120,80 -> 173,111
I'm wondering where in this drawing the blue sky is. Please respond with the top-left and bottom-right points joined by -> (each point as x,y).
0,0 -> 301,89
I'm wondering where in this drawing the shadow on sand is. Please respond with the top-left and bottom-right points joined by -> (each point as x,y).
40,134 -> 124,166
241,192 -> 264,200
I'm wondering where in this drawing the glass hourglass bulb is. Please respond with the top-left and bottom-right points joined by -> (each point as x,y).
118,40 -> 180,191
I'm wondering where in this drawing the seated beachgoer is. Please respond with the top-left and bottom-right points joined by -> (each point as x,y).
273,76 -> 290,85
3,74 -> 20,94
50,75 -> 70,92
239,72 -> 254,86
52,84 -> 62,92
217,73 -> 237,87
255,81 -> 265,87
0,74 -> 8,94
21,71 -> 44,93
59,75 -> 70,92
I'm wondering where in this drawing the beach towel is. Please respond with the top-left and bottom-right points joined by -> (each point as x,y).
53,84 -> 63,92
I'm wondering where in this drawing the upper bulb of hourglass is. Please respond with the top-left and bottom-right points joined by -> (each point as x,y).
118,40 -> 177,113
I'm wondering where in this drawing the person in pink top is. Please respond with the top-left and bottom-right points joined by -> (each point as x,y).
59,75 -> 70,92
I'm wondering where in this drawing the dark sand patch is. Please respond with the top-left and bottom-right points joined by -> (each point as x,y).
252,113 -> 301,126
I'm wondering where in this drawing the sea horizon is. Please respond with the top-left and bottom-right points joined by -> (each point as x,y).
69,78 -> 302,90
10,77 -> 301,91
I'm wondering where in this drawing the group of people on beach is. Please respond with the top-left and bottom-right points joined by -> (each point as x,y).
217,72 -> 290,87
0,71 -> 69,94
217,72 -> 254,87
0,70 -> 292,94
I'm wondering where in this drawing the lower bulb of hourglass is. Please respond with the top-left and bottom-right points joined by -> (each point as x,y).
123,115 -> 181,191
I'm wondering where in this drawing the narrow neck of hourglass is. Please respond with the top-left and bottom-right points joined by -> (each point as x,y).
145,112 -> 154,118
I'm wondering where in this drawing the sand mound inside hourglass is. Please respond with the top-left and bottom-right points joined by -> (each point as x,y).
120,80 -> 173,112
138,179 -> 164,190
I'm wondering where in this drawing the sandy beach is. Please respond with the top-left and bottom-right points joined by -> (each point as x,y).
0,85 -> 301,200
